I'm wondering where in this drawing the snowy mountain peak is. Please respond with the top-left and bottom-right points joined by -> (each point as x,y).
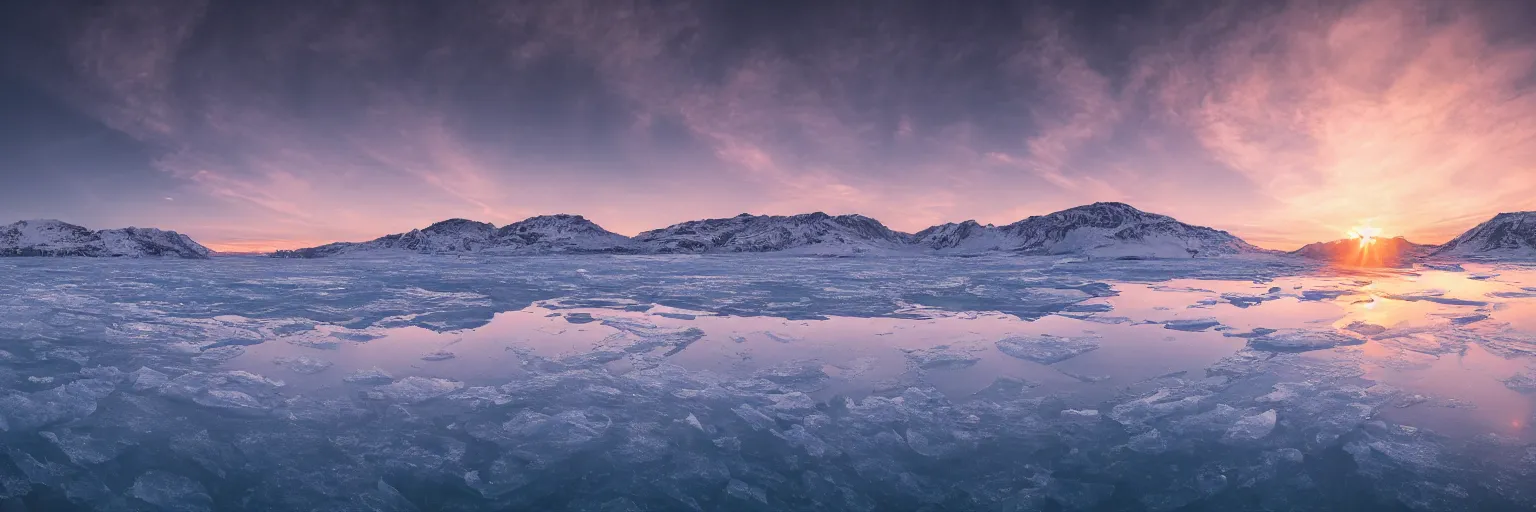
0,220 -> 211,258
1007,202 -> 1170,229
422,218 -> 497,234
911,203 -> 1259,258
273,214 -> 636,258
499,214 -> 609,235
633,212 -> 909,254
1432,211 -> 1536,259
912,220 -> 1002,251
491,214 -> 634,253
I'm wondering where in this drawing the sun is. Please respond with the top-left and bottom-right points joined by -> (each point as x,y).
1346,223 -> 1383,248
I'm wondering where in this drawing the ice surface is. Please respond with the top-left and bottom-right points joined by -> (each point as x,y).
0,256 -> 1531,510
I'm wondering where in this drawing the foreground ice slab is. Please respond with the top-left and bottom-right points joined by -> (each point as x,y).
0,256 -> 1531,510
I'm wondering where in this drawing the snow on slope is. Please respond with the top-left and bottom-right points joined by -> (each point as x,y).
914,203 -> 1261,258
0,220 -> 211,258
1432,211 -> 1536,259
632,212 -> 911,255
273,215 -> 637,258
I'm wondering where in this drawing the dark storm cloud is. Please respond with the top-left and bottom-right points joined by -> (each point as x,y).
2,0 -> 1536,250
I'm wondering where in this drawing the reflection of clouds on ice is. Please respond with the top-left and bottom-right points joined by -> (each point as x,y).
0,257 -> 1532,509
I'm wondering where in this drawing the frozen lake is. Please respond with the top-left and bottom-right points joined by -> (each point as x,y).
0,255 -> 1534,510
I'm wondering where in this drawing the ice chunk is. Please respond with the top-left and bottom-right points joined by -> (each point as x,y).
600,318 -> 706,353
420,350 -> 456,361
776,424 -> 836,458
198,390 -> 271,416
1127,429 -> 1168,453
1221,292 -> 1270,308
1248,329 -> 1364,352
343,366 -> 395,385
1381,291 -> 1487,307
161,371 -> 283,416
902,345 -> 980,369
192,345 -> 244,364
1344,321 -> 1387,336
1300,289 -> 1352,301
1109,389 -> 1207,426
1504,368 -> 1536,393
995,334 -> 1100,364
1061,409 -> 1100,419
564,312 -> 596,324
369,376 -> 464,403
713,436 -> 741,452
732,404 -> 778,431
0,379 -> 116,432
1223,409 -> 1278,443
272,355 -> 333,374
755,360 -> 829,392
39,428 -> 132,465
355,479 -> 420,512
1163,318 -> 1221,332
131,471 -> 212,512
725,479 -> 768,503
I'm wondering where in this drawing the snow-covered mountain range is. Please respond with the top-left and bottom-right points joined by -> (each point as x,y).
10,206 -> 1536,261
272,203 -> 1267,259
0,220 -> 211,259
271,215 -> 637,258
1431,211 -> 1536,259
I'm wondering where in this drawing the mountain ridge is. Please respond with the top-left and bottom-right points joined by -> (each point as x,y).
15,206 -> 1531,261
0,219 -> 211,259
1431,211 -> 1536,259
271,214 -> 636,258
270,203 -> 1270,259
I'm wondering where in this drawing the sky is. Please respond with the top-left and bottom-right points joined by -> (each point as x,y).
3,0 -> 1536,252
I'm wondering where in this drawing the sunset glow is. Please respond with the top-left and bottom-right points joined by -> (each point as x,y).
3,0 -> 1536,250
1348,224 -> 1384,248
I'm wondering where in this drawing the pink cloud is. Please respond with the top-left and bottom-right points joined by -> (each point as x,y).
1168,0 -> 1536,247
